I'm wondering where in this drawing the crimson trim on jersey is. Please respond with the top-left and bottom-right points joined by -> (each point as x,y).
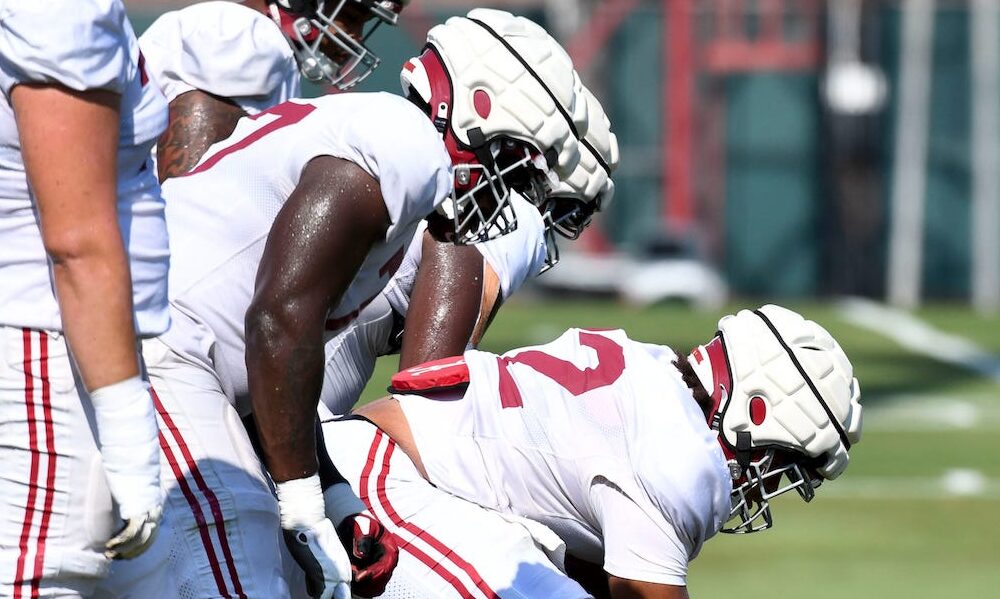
360,429 -> 501,599
153,390 -> 247,599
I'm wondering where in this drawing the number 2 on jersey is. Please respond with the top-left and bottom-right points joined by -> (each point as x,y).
497,331 -> 626,408
185,102 -> 317,176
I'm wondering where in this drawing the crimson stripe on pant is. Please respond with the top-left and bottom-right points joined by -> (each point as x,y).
13,329 -> 39,599
361,429 -> 500,599
153,390 -> 246,598
30,333 -> 55,596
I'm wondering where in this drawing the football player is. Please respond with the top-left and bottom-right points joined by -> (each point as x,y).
320,305 -> 864,598
139,0 -> 407,181
98,10 -> 590,599
0,0 -> 169,596
315,10 -> 620,418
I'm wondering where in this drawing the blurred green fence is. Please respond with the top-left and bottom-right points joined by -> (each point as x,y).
130,1 -> 995,300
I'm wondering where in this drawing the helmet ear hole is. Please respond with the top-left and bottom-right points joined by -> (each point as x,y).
749,396 -> 767,425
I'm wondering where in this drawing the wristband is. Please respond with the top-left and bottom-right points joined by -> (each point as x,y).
89,375 -> 160,519
323,482 -> 366,526
276,474 -> 327,530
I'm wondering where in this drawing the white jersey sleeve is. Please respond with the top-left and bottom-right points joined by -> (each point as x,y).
285,93 -> 453,243
0,0 -> 132,95
474,192 -> 547,301
592,480 -> 689,586
139,1 -> 298,115
0,0 -> 170,335
319,293 -> 400,417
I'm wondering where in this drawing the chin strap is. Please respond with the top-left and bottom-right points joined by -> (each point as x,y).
735,430 -> 753,476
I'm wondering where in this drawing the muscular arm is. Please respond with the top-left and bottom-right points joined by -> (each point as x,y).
563,555 -> 689,599
12,84 -> 138,389
397,233 -> 485,370
609,577 -> 689,599
156,89 -> 245,181
246,155 -> 389,483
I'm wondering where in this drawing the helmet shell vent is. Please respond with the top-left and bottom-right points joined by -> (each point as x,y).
473,89 -> 492,118
750,396 -> 767,425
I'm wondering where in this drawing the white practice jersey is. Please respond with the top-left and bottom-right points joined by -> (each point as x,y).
318,191 -> 547,415
159,93 -> 452,412
139,1 -> 299,116
0,0 -> 170,334
397,328 -> 732,586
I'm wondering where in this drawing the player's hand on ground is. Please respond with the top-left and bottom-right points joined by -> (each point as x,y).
337,512 -> 399,597
104,504 -> 163,560
283,517 -> 352,599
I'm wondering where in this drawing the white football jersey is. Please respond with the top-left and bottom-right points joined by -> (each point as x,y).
318,191 -> 546,415
397,328 -> 732,585
139,1 -> 299,116
0,0 -> 170,334
159,93 -> 452,413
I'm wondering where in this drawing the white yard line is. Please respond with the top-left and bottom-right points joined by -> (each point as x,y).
837,298 -> 1000,383
862,394 -> 1000,431
821,469 -> 1000,500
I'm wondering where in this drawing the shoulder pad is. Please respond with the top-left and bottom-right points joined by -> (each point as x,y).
389,356 -> 470,394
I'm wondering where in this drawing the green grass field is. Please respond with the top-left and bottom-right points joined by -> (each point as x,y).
358,299 -> 1000,598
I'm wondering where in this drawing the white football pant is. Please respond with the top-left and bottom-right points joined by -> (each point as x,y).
308,417 -> 592,599
0,327 -> 118,597
94,337 -> 288,599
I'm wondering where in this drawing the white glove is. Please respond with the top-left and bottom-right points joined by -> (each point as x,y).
89,375 -> 163,559
105,504 -> 162,560
278,475 -> 352,599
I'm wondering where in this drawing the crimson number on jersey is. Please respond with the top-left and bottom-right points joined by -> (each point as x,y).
497,331 -> 625,408
185,101 -> 317,176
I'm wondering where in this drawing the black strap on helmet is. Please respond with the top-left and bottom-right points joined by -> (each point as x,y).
466,17 -> 611,176
467,127 -> 498,175
753,309 -> 852,451
735,431 -> 752,474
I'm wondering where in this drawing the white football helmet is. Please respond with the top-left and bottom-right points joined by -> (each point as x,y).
269,0 -> 406,89
688,305 -> 863,533
538,85 -> 619,270
400,9 -> 586,244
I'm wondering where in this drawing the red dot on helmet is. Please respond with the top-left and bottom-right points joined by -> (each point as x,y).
473,89 -> 492,119
750,396 -> 767,425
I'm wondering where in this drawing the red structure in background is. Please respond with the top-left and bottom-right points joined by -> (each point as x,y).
676,0 -> 823,238
565,0 -> 822,250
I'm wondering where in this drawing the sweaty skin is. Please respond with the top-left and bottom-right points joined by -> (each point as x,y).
247,155 -> 390,483
397,233 -> 486,370
156,89 -> 245,181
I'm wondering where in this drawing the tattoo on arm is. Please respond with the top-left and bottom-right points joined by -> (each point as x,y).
156,90 -> 245,181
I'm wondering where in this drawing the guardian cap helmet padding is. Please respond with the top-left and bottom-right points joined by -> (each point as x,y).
688,305 -> 863,533
540,86 -> 620,269
269,0 -> 406,89
400,9 -> 588,244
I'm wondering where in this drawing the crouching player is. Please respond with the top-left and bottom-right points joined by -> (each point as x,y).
100,6 -> 593,598
319,305 -> 864,598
